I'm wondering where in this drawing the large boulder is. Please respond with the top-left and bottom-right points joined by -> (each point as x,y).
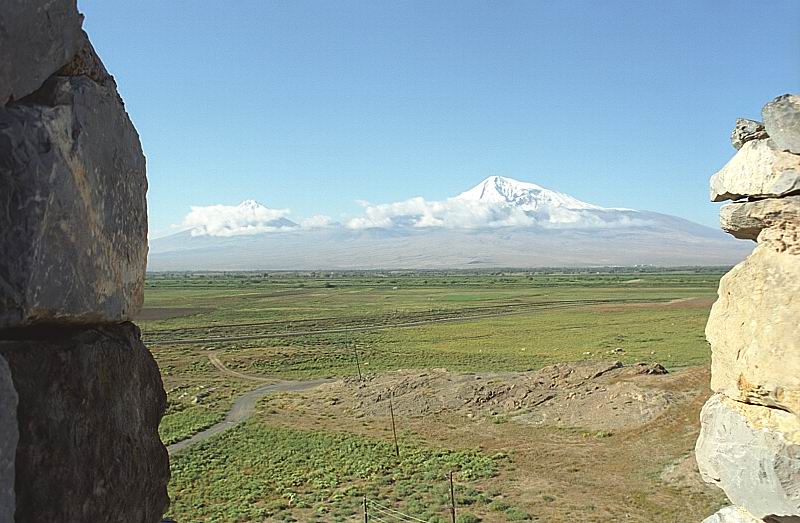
0,73 -> 148,328
731,118 -> 768,151
706,238 -> 800,413
696,394 -> 800,520
719,196 -> 800,241
763,94 -> 800,155
0,0 -> 83,105
709,139 -> 800,202
0,323 -> 169,522
0,355 -> 17,523
703,506 -> 762,523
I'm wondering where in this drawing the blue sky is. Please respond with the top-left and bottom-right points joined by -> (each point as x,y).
78,1 -> 799,238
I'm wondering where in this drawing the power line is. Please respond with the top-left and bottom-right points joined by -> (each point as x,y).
367,499 -> 428,523
368,504 -> 418,523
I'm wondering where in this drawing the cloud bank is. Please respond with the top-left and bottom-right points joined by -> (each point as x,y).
345,197 -> 651,230
181,200 -> 293,237
178,187 -> 653,237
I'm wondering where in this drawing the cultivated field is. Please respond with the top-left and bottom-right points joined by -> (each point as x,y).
142,270 -> 728,522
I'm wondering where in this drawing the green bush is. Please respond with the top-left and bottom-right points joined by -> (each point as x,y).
504,506 -> 532,520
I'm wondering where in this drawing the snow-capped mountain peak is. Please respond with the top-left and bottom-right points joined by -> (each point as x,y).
454,176 -> 602,212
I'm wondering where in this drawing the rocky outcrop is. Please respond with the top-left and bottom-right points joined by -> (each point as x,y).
697,395 -> 800,519
697,94 -> 800,522
0,0 -> 83,105
710,139 -> 800,202
0,356 -> 17,523
719,196 -> 800,241
0,324 -> 169,521
731,118 -> 768,151
0,2 -> 168,522
0,73 -> 148,328
706,242 -> 800,413
703,506 -> 762,523
763,95 -> 800,155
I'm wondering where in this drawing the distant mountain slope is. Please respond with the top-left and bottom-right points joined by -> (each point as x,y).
149,177 -> 751,270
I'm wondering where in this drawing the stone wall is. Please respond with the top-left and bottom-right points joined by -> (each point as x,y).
697,95 -> 800,523
0,1 -> 169,521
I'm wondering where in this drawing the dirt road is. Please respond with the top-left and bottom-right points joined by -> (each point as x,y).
167,377 -> 333,455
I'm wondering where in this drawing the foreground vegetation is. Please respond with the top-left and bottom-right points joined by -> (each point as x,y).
145,270 -> 727,521
168,419 -> 504,522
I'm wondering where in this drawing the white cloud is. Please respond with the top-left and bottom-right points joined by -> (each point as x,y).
181,200 -> 293,237
345,196 -> 653,230
301,214 -> 334,229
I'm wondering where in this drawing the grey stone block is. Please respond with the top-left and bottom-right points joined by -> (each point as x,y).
0,74 -> 148,328
0,323 -> 169,522
0,355 -> 17,523
0,0 -> 83,105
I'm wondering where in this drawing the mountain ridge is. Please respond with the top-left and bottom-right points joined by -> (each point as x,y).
149,176 -> 750,270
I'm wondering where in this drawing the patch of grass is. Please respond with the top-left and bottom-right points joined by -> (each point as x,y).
166,421 -> 499,522
158,407 -> 223,445
504,506 -> 532,520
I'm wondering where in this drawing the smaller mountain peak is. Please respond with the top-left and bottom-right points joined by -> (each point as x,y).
239,199 -> 263,209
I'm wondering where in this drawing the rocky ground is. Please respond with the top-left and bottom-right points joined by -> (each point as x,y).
290,361 -> 686,431
255,362 -> 727,521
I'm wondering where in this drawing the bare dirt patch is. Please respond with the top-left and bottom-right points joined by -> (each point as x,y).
135,307 -> 211,321
256,363 -> 726,521
587,296 -> 716,313
276,361 -> 688,433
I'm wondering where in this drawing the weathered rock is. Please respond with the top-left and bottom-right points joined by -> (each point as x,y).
0,355 -> 17,523
57,30 -> 114,88
763,94 -> 800,155
710,139 -> 800,202
0,323 -> 169,522
703,506 -> 762,523
696,394 -> 800,520
706,241 -> 800,413
720,196 -> 800,241
0,0 -> 83,105
0,74 -> 148,328
731,118 -> 769,150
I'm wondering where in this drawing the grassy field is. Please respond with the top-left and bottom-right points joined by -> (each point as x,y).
144,270 -> 727,522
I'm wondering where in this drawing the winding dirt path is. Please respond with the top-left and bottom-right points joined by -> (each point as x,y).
207,352 -> 274,382
167,377 -> 334,455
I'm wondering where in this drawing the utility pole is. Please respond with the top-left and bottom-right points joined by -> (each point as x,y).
389,392 -> 400,458
449,471 -> 456,523
349,329 -> 363,382
363,495 -> 368,523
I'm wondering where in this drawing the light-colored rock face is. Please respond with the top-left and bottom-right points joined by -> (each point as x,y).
702,506 -> 762,523
706,240 -> 800,413
0,324 -> 169,522
696,394 -> 800,519
0,0 -> 83,105
731,118 -> 769,151
0,74 -> 148,328
709,139 -> 800,202
763,94 -> 800,155
0,355 -> 18,523
720,196 -> 800,241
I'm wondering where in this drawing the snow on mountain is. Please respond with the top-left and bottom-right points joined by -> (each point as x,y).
149,176 -> 752,269
455,176 -> 602,211
345,176 -> 647,230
